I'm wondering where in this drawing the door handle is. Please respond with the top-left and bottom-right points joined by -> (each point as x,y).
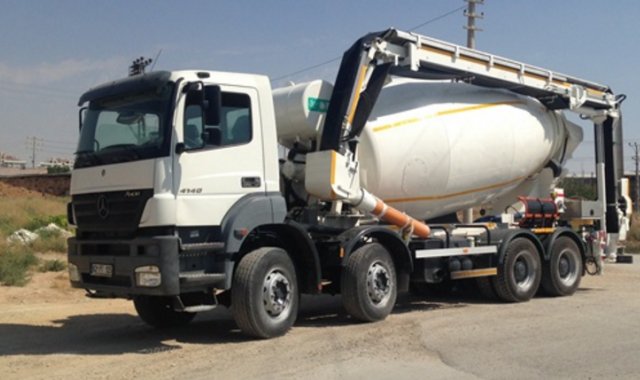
241,177 -> 261,188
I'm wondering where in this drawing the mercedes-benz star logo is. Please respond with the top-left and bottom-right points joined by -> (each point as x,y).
96,195 -> 109,220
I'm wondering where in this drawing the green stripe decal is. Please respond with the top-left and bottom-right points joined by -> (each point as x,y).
308,97 -> 330,112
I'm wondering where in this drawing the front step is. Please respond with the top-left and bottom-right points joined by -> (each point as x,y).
180,242 -> 225,252
183,304 -> 217,313
179,272 -> 225,287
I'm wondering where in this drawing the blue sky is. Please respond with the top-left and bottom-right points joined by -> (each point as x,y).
0,0 -> 638,174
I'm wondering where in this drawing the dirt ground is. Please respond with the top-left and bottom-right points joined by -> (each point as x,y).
1,260 -> 639,380
0,181 -> 38,197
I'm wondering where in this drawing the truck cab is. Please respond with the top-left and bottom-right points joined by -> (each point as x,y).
68,70 -> 287,299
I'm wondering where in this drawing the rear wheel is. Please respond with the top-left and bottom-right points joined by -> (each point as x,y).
341,243 -> 397,322
541,237 -> 582,296
231,247 -> 299,339
492,237 -> 542,302
133,296 -> 196,328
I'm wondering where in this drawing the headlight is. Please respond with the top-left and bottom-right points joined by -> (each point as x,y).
135,265 -> 161,287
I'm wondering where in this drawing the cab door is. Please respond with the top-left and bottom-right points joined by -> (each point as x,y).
174,86 -> 265,228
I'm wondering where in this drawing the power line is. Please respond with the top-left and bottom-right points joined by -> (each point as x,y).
272,57 -> 341,82
408,5 -> 467,32
271,5 -> 466,82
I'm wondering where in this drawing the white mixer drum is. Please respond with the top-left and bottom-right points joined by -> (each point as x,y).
358,80 -> 581,219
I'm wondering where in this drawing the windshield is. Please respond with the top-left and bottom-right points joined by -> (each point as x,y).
75,82 -> 175,168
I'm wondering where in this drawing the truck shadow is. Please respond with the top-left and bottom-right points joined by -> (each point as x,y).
0,292 -> 484,357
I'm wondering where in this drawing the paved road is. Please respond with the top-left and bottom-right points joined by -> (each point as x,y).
1,259 -> 639,379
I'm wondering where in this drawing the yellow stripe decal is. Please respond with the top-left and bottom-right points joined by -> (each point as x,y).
329,150 -> 337,199
450,268 -> 498,280
372,101 -> 523,133
384,176 -> 526,203
347,65 -> 368,125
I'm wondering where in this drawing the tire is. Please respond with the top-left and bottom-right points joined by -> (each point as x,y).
541,237 -> 582,296
341,243 -> 397,322
133,296 -> 196,328
231,247 -> 299,339
491,237 -> 542,302
475,276 -> 498,300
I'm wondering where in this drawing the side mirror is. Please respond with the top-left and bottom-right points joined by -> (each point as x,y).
204,86 -> 221,126
185,83 -> 205,107
203,127 -> 222,146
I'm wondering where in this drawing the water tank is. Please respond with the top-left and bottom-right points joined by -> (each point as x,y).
272,80 -> 333,149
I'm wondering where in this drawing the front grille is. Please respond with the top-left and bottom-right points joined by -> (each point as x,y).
79,242 -> 132,256
73,189 -> 153,233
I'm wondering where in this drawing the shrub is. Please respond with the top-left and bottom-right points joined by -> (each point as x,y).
39,259 -> 67,272
46,165 -> 70,174
31,232 -> 68,253
0,245 -> 38,286
25,214 -> 68,231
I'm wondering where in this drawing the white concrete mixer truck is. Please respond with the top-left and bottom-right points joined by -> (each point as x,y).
67,29 -> 626,338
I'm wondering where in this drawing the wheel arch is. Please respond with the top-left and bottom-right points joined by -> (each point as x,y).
339,226 -> 412,292
540,228 -> 586,275
540,228 -> 586,262
237,222 -> 322,295
496,229 -> 545,265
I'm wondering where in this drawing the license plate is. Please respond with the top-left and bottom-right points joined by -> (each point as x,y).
91,263 -> 113,278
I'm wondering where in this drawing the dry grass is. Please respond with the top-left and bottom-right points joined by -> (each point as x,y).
0,243 -> 38,286
0,188 -> 70,286
0,195 -> 68,239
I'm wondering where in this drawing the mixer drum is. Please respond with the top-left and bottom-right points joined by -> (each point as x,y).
358,80 -> 582,220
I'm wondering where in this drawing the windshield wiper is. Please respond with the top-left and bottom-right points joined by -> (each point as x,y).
74,150 -> 102,167
99,144 -> 141,161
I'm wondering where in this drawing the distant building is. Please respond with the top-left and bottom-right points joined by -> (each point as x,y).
38,158 -> 72,169
0,152 -> 27,169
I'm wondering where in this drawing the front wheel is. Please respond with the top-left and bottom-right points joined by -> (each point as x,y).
231,247 -> 299,339
341,243 -> 397,322
492,237 -> 542,302
541,237 -> 582,296
133,296 -> 196,328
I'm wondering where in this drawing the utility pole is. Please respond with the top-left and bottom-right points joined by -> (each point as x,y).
464,0 -> 484,49
630,142 -> 640,211
25,136 -> 42,169
462,0 -> 484,223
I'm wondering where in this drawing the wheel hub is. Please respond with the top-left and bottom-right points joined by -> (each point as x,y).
515,260 -> 528,283
557,250 -> 579,286
367,262 -> 390,304
262,271 -> 291,317
558,256 -> 571,278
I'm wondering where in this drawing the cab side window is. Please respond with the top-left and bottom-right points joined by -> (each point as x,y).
184,105 -> 204,149
220,92 -> 251,145
183,89 -> 251,150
